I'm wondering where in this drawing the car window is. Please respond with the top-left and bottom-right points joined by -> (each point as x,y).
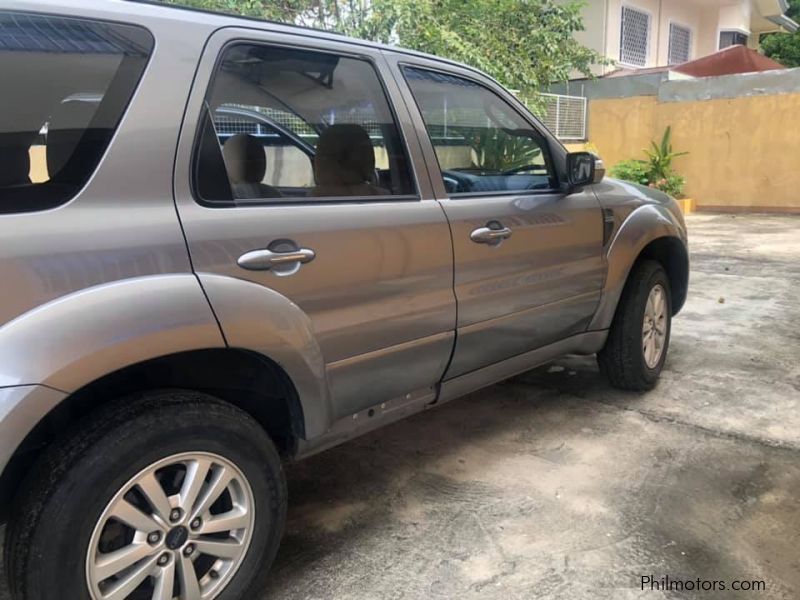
0,11 -> 154,214
402,66 -> 556,196
194,44 -> 416,205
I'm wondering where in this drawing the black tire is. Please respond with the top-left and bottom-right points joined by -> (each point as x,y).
5,390 -> 287,600
597,260 -> 672,391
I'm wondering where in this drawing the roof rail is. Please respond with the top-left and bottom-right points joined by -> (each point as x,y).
124,0 -> 346,37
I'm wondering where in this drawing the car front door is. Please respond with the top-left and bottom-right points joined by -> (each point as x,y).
174,30 -> 455,424
389,56 -> 605,378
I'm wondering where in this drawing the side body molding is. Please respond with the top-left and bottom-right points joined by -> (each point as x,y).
590,204 -> 688,331
0,275 -> 224,391
197,273 -> 332,440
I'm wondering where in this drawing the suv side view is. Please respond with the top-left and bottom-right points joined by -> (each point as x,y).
0,2 -> 688,599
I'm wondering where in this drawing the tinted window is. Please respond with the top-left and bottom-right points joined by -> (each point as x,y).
403,67 -> 556,196
194,44 -> 415,204
0,12 -> 153,214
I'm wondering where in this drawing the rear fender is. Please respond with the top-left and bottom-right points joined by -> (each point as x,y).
197,273 -> 332,439
0,275 -> 223,391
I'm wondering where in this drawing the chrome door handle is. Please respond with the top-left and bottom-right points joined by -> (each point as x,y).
470,226 -> 512,244
237,247 -> 316,271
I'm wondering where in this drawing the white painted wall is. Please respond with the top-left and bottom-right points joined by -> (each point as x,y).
572,0 -> 776,75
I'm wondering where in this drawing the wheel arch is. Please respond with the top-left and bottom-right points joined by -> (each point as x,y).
0,347 -> 305,522
0,273 -> 333,521
636,236 -> 689,315
590,205 -> 689,331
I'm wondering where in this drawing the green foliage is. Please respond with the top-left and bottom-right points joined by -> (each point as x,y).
652,173 -> 686,198
466,130 -> 543,171
787,0 -> 800,20
158,0 -> 607,93
609,160 -> 649,186
610,127 -> 688,198
762,31 -> 800,68
643,126 -> 688,181
761,0 -> 800,68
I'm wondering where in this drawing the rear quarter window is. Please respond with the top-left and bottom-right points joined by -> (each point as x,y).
0,12 -> 153,214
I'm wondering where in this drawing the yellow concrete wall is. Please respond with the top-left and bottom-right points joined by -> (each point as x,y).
587,93 -> 800,210
587,96 -> 659,170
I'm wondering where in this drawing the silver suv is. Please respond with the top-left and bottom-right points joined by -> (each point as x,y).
0,2 -> 688,599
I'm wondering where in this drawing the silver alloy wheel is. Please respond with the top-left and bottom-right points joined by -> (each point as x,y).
86,452 -> 255,600
642,283 -> 668,369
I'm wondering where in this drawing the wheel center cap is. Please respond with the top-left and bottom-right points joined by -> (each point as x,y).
165,526 -> 189,550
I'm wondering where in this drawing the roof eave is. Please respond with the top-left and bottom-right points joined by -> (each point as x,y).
767,13 -> 800,33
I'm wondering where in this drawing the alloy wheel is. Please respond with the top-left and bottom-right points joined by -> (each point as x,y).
85,452 -> 255,600
642,283 -> 668,369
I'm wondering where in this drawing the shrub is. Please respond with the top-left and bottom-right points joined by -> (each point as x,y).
651,173 -> 685,198
609,160 -> 649,186
609,127 -> 688,198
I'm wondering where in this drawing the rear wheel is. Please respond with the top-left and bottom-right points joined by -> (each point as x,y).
598,260 -> 672,391
5,390 -> 287,600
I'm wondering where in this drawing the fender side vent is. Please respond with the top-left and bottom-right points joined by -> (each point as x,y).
602,209 -> 615,247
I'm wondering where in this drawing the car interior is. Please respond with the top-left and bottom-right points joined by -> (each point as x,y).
195,43 -> 414,203
403,66 -> 557,195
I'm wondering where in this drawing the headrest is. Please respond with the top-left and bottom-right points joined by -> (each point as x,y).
222,134 -> 267,184
0,141 -> 31,187
314,124 -> 375,186
46,99 -> 99,181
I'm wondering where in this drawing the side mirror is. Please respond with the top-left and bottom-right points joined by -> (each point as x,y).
566,152 -> 596,189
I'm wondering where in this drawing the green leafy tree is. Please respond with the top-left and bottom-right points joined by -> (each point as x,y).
159,0 -> 605,92
761,0 -> 800,68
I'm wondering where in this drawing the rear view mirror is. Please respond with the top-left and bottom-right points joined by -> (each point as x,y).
566,152 -> 595,188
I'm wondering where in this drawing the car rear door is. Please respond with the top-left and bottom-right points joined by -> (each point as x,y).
174,29 -> 455,423
386,54 -> 605,378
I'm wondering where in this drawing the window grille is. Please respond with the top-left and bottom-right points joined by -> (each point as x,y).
620,6 -> 650,67
668,23 -> 692,65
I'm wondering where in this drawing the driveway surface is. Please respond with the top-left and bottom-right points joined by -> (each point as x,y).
1,213 -> 799,599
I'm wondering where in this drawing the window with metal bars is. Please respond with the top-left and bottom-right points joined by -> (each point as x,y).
668,23 -> 692,65
620,6 -> 650,67
719,30 -> 748,49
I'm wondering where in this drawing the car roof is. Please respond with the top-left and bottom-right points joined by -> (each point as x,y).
123,0 -> 479,74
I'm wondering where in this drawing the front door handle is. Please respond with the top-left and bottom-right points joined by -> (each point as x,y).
237,247 -> 316,271
470,225 -> 513,245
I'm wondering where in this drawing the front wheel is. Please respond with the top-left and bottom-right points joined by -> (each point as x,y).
5,391 -> 287,600
598,260 -> 672,391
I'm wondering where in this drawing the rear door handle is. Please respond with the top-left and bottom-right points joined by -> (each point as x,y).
470,225 -> 513,245
237,247 -> 316,271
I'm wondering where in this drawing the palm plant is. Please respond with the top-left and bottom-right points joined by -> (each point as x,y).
643,126 -> 688,181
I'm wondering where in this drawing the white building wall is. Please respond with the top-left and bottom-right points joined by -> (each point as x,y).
574,0 -> 763,74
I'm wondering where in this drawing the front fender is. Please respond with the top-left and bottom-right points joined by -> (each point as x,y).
589,204 -> 687,331
0,274 -> 224,391
198,273 -> 331,439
